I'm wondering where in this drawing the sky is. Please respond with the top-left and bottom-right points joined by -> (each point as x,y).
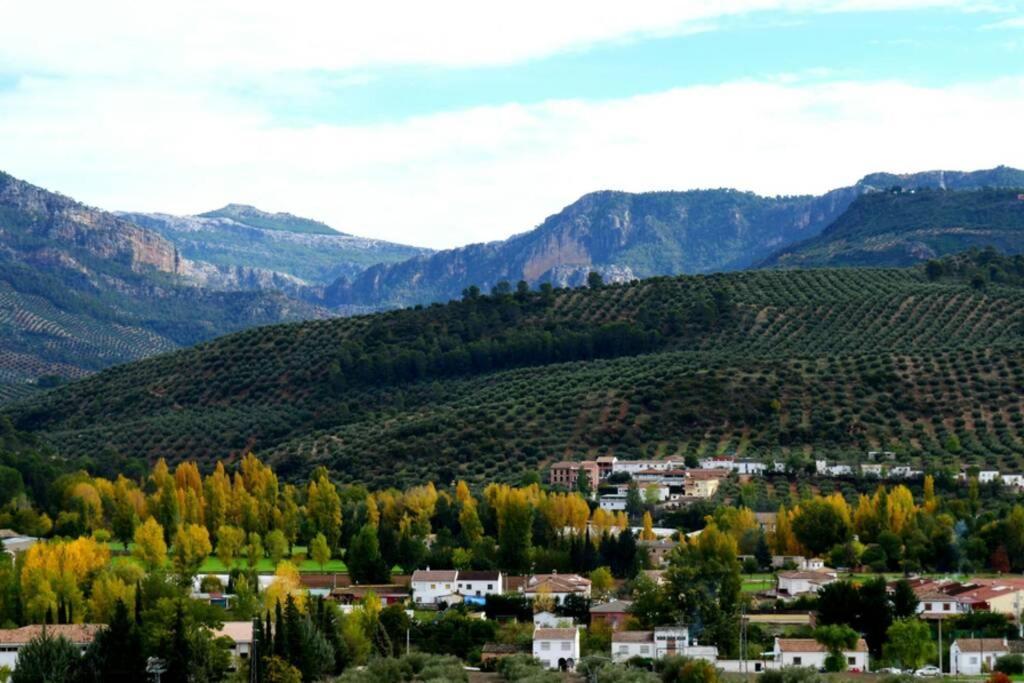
2,2 -> 1024,249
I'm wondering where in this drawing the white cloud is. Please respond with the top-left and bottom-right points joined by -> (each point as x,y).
0,1 -> 989,77
2,75 -> 1022,249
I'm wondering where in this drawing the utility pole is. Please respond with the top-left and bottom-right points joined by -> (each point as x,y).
937,618 -> 942,674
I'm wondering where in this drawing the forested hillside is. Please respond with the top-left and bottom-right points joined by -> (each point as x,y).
761,189 -> 1024,268
9,252 -> 1024,488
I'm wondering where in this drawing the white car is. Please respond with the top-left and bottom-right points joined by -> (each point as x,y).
877,667 -> 904,675
914,666 -> 942,677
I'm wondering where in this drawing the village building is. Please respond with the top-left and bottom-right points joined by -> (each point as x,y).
0,624 -> 102,670
915,591 -> 970,619
776,570 -> 836,598
599,495 -> 628,511
456,570 -> 503,597
611,627 -> 717,664
532,627 -> 580,671
214,621 -> 254,669
410,569 -> 459,605
773,637 -> 869,671
524,573 -> 592,603
533,611 -> 574,628
590,599 -> 633,630
595,456 -> 618,479
950,638 -> 1009,675
638,539 -> 676,567
548,461 -> 599,491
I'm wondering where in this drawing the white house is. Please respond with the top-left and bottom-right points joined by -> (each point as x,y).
611,627 -> 718,664
776,571 -> 835,597
456,570 -> 503,597
533,627 -> 580,671
524,573 -> 591,603
916,592 -> 969,619
1001,474 -> 1024,490
773,638 -> 869,672
599,495 -> 628,511
0,536 -> 38,555
410,569 -> 459,605
889,466 -> 922,479
533,611 -> 573,628
978,470 -> 1001,484
950,638 -> 1009,675
214,621 -> 254,669
860,463 -> 885,477
611,459 -> 685,475
0,624 -> 101,670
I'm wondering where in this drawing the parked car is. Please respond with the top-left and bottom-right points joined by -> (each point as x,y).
877,667 -> 903,675
914,666 -> 941,677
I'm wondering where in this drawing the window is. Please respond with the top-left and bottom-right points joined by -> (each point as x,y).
618,646 -> 628,654
640,646 -> 650,654
430,584 -> 436,589
561,642 -> 570,651
541,642 -> 551,651
488,584 -> 494,590
943,603 -> 951,611
793,657 -> 802,666
925,603 -> 932,611
848,657 -> 855,665
970,657 -> 978,665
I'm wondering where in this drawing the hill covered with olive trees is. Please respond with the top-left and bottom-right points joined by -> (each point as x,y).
5,250 -> 1024,488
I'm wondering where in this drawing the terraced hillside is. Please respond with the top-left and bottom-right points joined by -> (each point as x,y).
9,252 -> 1024,488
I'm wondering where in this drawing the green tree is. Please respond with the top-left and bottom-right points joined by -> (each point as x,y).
215,525 -> 245,571
791,500 -> 851,556
891,579 -> 920,619
310,533 -> 331,572
497,493 -> 533,575
245,532 -> 264,569
813,624 -> 859,672
347,524 -> 390,584
11,630 -> 81,683
625,481 -> 644,520
884,618 -> 936,671
266,529 -> 289,567
78,599 -> 146,682
628,573 -> 677,629
665,524 -> 741,656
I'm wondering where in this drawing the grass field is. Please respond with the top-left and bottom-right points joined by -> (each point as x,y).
108,542 -> 349,573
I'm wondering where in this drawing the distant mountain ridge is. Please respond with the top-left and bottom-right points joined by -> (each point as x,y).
0,172 -> 328,400
760,187 -> 1024,269
199,203 -> 342,235
325,166 -> 1024,309
123,207 -> 430,286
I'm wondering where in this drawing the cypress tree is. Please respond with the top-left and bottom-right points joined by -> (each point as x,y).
273,601 -> 286,658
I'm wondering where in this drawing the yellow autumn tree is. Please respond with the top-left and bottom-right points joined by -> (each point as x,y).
923,475 -> 937,514
133,517 -> 167,569
203,461 -> 232,538
172,523 -> 212,581
640,511 -> 657,541
263,560 -> 306,611
886,485 -> 917,535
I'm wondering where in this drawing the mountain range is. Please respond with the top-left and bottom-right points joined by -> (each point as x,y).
1,165 -> 1024,398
